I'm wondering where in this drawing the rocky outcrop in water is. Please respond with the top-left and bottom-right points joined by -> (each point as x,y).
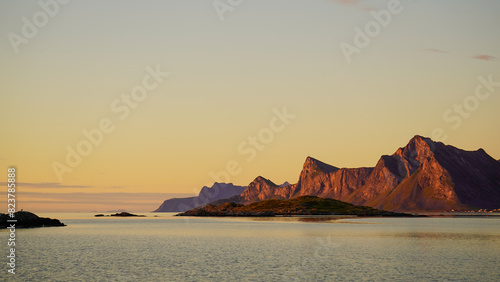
0,211 -> 66,228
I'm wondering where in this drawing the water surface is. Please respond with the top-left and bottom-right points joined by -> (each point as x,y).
2,214 -> 499,281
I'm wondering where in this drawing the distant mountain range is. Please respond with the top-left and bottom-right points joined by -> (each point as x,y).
211,136 -> 500,212
154,183 -> 246,212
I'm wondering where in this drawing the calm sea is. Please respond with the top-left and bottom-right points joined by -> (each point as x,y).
2,213 -> 499,281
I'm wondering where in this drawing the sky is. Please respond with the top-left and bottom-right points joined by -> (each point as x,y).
1,0 -> 499,212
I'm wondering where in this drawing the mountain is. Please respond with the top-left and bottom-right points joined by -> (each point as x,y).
293,157 -> 373,200
216,136 -> 500,212
360,136 -> 500,211
154,183 -> 246,212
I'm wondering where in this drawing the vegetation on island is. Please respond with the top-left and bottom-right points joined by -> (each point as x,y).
177,196 -> 417,217
95,212 -> 146,217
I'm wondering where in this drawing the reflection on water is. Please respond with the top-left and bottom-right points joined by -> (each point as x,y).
398,231 -> 498,240
250,215 -> 357,223
1,214 -> 499,281
297,216 -> 351,223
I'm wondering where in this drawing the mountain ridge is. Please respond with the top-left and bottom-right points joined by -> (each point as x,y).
213,135 -> 500,212
154,183 -> 246,212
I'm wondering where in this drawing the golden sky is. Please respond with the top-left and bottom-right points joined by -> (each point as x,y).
1,0 -> 499,212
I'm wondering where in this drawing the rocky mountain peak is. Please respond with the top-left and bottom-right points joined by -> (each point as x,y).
251,176 -> 278,187
279,181 -> 291,187
395,135 -> 434,159
303,156 -> 339,174
238,176 -> 282,203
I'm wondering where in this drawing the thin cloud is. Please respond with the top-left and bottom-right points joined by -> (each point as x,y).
425,48 -> 449,54
472,54 -> 497,61
333,0 -> 358,5
0,192 -> 196,202
425,49 -> 497,62
0,182 -> 92,189
0,192 -> 198,212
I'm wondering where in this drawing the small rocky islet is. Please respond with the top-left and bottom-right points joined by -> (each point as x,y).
94,212 -> 146,217
0,211 -> 66,228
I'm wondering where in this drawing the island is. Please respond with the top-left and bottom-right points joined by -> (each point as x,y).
176,196 -> 418,217
94,212 -> 146,217
110,212 -> 145,217
0,211 -> 66,228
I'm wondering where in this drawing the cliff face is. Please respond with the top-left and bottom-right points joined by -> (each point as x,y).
362,136 -> 462,211
430,144 -> 500,209
154,183 -> 246,212
293,157 -> 372,200
233,135 -> 500,212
